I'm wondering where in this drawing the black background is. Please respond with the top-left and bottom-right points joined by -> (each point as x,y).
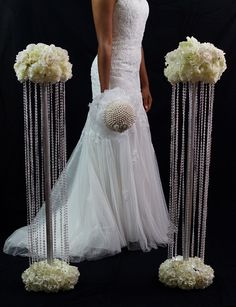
0,0 -> 235,306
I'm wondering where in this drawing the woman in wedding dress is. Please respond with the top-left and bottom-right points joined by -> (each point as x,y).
4,0 -> 170,262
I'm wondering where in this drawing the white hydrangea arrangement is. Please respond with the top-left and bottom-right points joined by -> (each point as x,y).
22,259 -> 80,293
164,36 -> 226,84
14,43 -> 72,83
14,43 -> 77,293
159,256 -> 214,290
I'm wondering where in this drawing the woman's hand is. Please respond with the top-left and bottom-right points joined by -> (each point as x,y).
139,48 -> 152,112
141,86 -> 152,112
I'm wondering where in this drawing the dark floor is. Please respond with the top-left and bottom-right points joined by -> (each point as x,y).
1,202 -> 235,307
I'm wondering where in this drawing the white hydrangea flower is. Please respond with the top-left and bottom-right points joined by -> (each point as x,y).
159,256 -> 214,290
14,43 -> 73,83
164,36 -> 226,84
22,259 -> 80,292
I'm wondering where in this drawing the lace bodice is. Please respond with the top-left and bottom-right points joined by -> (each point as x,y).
91,0 -> 149,98
112,0 -> 149,46
111,0 -> 149,95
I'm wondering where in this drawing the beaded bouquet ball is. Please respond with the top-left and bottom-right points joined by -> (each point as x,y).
104,101 -> 136,133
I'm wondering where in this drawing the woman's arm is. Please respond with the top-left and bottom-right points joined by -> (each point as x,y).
91,0 -> 116,92
140,47 -> 152,112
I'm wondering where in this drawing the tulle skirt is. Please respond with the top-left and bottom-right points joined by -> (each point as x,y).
4,88 -> 170,262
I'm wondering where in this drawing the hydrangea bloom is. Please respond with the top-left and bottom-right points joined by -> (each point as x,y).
164,37 -> 226,84
22,259 -> 80,292
159,256 -> 214,290
14,43 -> 72,83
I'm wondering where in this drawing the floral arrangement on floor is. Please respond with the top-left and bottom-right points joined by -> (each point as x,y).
160,36 -> 225,291
164,36 -> 226,84
14,43 -> 77,293
14,43 -> 72,83
22,259 -> 80,293
159,256 -> 214,290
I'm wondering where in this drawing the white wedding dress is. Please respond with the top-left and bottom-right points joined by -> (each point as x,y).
4,0 -> 170,262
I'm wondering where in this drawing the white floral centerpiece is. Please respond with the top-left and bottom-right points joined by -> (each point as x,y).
159,256 -> 214,290
160,37 -> 226,290
14,43 -> 78,293
14,43 -> 72,83
22,259 -> 80,293
164,36 -> 226,84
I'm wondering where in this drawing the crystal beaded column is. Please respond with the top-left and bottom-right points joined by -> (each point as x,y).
14,44 -> 77,292
168,82 -> 215,261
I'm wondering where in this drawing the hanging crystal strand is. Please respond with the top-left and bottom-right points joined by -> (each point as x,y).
28,80 -> 37,263
183,82 -> 192,259
61,82 -> 69,262
59,83 -> 66,260
23,81 -> 32,265
40,85 -> 46,260
173,83 -> 180,257
191,82 -> 200,257
55,83 -> 60,181
50,84 -> 55,257
53,83 -> 59,258
196,85 -> 203,257
197,83 -> 208,257
41,83 -> 54,264
200,84 -> 215,261
27,80 -> 33,263
56,82 -> 63,260
55,82 -> 61,259
50,83 -> 57,258
29,80 -> 35,263
191,82 -> 203,257
50,83 -> 55,186
184,82 -> 197,260
178,83 -> 186,257
168,83 -> 176,259
175,83 -> 187,256
34,83 -> 41,261
196,82 -> 205,257
58,82 -> 64,260
48,82 -> 54,263
49,84 -> 56,258
59,82 -> 66,261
